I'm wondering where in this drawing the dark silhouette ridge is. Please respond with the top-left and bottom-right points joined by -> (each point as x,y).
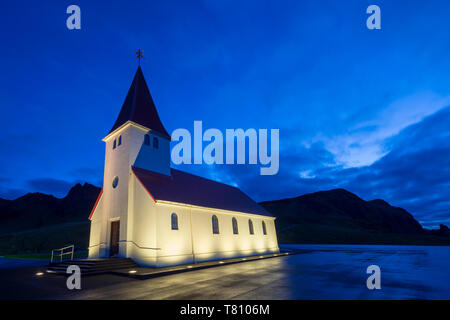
0,183 -> 101,235
260,188 -> 450,245
1,185 -> 449,254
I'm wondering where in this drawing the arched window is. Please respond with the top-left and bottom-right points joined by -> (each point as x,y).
248,219 -> 254,235
212,215 -> 219,234
153,137 -> 159,149
113,139 -> 117,149
144,134 -> 150,146
112,176 -> 119,188
118,135 -> 122,146
171,213 -> 178,230
232,217 -> 238,234
262,221 -> 267,235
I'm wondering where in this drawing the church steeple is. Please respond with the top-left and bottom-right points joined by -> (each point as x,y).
109,66 -> 170,140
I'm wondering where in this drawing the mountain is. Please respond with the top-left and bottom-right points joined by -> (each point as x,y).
0,183 -> 101,254
260,189 -> 450,245
427,224 -> 450,237
0,183 -> 101,235
1,185 -> 449,254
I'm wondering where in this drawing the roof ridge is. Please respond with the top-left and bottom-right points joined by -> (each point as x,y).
132,166 -> 272,217
129,67 -> 139,120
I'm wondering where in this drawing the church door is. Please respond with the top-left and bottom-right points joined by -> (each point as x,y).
109,220 -> 120,257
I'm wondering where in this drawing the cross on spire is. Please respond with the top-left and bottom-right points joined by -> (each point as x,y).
135,49 -> 145,65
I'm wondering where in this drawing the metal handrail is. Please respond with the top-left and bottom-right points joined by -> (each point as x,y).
51,245 -> 74,263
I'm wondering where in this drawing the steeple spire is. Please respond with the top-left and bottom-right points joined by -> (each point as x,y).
109,66 -> 170,139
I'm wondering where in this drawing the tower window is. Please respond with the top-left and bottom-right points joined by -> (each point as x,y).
262,221 -> 267,235
171,213 -> 178,230
144,134 -> 150,146
232,217 -> 238,235
112,176 -> 119,188
248,219 -> 254,235
212,215 -> 219,234
113,139 -> 117,149
153,137 -> 159,149
118,135 -> 122,146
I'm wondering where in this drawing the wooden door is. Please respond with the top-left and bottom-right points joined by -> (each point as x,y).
109,220 -> 120,257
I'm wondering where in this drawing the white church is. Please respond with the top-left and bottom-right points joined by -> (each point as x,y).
88,66 -> 279,267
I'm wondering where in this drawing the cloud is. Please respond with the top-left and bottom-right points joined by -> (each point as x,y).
26,178 -> 76,198
70,167 -> 101,178
178,105 -> 450,228
173,140 -> 338,201
320,92 -> 450,168
69,167 -> 103,187
0,187 -> 28,200
316,106 -> 450,227
0,177 -> 26,200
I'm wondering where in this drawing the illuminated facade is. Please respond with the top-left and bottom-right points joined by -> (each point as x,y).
88,66 -> 279,267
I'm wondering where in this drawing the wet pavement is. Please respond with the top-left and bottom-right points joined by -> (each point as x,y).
0,258 -> 49,270
1,244 -> 449,299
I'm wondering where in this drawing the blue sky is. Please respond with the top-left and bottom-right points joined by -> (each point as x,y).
0,1 -> 449,228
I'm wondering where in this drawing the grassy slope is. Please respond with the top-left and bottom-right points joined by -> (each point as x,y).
276,223 -> 450,245
0,221 -> 90,255
0,183 -> 99,255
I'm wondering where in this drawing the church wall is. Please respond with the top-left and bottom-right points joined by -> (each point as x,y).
153,203 -> 195,267
97,123 -> 171,261
88,196 -> 104,258
101,124 -> 159,258
127,173 -> 159,266
130,200 -> 280,267
189,207 -> 279,263
102,129 -> 132,257
127,190 -> 279,267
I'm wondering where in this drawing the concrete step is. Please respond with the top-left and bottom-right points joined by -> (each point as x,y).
47,258 -> 138,275
49,259 -> 135,267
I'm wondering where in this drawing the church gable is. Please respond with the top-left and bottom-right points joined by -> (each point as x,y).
88,189 -> 103,220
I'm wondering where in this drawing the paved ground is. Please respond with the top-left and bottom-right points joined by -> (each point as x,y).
0,255 -> 295,300
1,245 -> 449,299
0,258 -> 49,270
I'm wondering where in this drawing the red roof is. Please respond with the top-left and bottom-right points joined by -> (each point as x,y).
88,189 -> 103,220
132,166 -> 273,217
109,66 -> 170,139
